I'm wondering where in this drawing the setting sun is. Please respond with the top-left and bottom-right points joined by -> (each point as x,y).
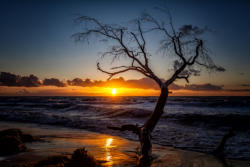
111,88 -> 117,95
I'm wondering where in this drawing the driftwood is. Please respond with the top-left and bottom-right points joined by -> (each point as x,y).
213,130 -> 235,157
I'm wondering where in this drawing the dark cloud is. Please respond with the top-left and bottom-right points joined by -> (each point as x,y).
184,83 -> 223,91
169,83 -> 183,90
179,25 -> 205,36
188,69 -> 201,76
0,72 -> 41,87
0,72 -> 228,92
67,77 -> 160,89
239,72 -> 244,75
125,78 -> 159,90
198,64 -> 226,73
213,65 -> 226,72
173,60 -> 201,77
43,78 -> 66,87
0,72 -> 66,87
179,68 -> 201,77
240,84 -> 250,87
97,77 -> 126,88
18,74 -> 41,87
226,89 -> 250,92
67,78 -> 92,87
0,72 -> 19,86
67,77 -> 223,92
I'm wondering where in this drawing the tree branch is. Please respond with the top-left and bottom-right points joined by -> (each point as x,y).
97,63 -> 152,80
74,15 -> 164,87
172,36 -> 186,63
165,40 -> 203,86
187,39 -> 203,65
176,74 -> 190,83
97,63 -> 131,80
74,13 -> 219,92
196,61 -> 226,72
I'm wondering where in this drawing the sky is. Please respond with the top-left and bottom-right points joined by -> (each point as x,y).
0,0 -> 250,96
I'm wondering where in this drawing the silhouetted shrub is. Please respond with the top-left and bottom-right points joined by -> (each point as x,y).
28,148 -> 102,167
67,148 -> 101,167
34,155 -> 70,167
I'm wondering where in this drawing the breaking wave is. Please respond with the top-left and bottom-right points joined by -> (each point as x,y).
0,96 -> 250,160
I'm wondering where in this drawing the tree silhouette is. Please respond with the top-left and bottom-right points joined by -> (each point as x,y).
73,9 -> 224,165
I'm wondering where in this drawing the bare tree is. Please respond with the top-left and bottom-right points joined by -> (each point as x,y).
73,9 -> 224,165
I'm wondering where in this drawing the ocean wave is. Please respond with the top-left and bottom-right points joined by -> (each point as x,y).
0,96 -> 250,160
168,96 -> 250,108
1,101 -> 250,130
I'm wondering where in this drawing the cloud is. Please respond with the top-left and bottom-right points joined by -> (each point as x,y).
43,78 -> 66,87
67,77 -> 160,89
0,71 -> 230,92
184,83 -> 223,91
213,65 -> 226,72
67,78 -> 92,87
240,84 -> 250,87
125,78 -> 159,89
239,72 -> 244,75
173,60 -> 201,77
226,89 -> 250,92
0,72 -> 41,87
179,25 -> 205,36
169,83 -> 183,90
18,74 -> 41,87
67,77 -> 223,92
0,72 -> 19,86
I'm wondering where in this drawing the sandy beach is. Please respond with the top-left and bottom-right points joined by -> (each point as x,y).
0,121 -> 249,167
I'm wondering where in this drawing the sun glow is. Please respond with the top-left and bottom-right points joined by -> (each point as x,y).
3,86 -> 161,96
111,88 -> 117,95
106,138 -> 113,148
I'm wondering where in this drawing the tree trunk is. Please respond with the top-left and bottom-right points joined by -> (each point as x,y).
138,85 -> 168,165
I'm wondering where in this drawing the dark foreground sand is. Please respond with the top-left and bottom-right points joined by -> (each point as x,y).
0,121 -> 249,167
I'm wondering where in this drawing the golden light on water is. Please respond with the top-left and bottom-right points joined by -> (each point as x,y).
105,138 -> 114,166
106,138 -> 113,148
111,88 -> 117,95
106,152 -> 112,162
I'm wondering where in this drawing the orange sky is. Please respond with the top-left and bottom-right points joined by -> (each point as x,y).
0,86 -> 249,96
0,72 -> 249,96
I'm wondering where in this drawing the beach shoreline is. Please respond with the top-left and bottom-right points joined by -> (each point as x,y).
0,121 -> 249,167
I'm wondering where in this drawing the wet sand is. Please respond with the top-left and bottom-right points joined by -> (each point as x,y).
0,121 -> 249,167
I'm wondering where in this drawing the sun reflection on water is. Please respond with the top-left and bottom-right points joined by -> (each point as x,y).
105,138 -> 114,166
106,151 -> 112,162
106,138 -> 113,148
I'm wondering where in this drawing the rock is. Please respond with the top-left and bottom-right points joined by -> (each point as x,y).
0,135 -> 27,156
0,129 -> 23,138
22,133 -> 38,143
0,129 -> 38,143
0,129 -> 39,156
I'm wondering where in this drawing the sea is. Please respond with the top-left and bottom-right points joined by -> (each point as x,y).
0,96 -> 249,160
